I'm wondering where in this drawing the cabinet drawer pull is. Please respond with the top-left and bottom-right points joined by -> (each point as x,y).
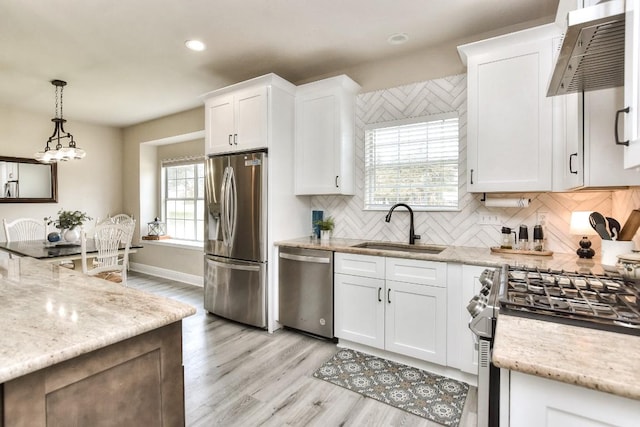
378,287 -> 382,302
228,134 -> 233,145
569,153 -> 578,174
470,169 -> 474,185
387,288 -> 391,304
615,107 -> 630,146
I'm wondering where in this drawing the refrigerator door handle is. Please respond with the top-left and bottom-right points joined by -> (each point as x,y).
206,258 -> 261,272
227,166 -> 238,245
220,168 -> 229,245
220,166 -> 231,245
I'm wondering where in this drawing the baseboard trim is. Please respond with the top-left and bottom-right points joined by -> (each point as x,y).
130,262 -> 203,287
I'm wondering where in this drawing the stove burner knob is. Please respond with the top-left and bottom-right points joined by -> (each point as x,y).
480,285 -> 491,295
466,296 -> 483,316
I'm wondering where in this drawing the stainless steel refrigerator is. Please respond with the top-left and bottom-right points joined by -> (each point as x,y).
204,149 -> 268,328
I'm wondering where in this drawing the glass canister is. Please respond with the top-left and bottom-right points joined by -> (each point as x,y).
518,225 -> 529,250
501,226 -> 516,249
533,225 -> 544,251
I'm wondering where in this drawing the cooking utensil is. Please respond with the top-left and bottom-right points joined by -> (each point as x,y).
606,217 -> 621,240
618,210 -> 640,241
589,212 -> 612,240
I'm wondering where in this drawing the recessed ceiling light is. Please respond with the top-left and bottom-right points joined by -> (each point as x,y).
387,33 -> 409,45
185,40 -> 206,51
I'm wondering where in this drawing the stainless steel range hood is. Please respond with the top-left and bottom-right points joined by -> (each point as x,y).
547,0 -> 626,97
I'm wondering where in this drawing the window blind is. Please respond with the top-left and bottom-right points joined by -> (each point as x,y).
364,114 -> 459,210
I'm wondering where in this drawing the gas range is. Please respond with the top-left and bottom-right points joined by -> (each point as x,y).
499,266 -> 640,336
465,264 -> 640,427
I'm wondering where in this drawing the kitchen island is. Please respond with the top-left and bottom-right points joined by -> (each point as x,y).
0,256 -> 196,426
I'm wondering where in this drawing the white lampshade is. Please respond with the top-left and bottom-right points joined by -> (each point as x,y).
570,211 -> 597,236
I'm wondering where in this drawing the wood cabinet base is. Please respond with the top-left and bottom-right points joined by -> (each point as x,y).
2,321 -> 185,427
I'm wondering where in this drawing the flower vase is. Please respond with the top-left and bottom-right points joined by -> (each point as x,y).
320,230 -> 331,242
63,227 -> 80,243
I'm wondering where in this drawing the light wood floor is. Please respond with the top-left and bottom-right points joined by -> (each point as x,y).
128,272 -> 478,427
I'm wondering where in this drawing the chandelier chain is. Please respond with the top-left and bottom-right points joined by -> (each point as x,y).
54,84 -> 62,119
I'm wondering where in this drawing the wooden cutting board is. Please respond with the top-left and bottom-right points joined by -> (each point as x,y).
490,247 -> 553,256
618,210 -> 640,241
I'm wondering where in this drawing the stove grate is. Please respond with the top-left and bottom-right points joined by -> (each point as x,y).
500,267 -> 640,335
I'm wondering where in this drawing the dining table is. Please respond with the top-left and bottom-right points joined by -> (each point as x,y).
0,239 -> 142,267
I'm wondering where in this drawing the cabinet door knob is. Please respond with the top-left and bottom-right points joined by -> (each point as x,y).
335,176 -> 339,188
569,153 -> 578,174
470,169 -> 474,185
387,288 -> 391,304
228,134 -> 233,145
615,107 -> 630,146
233,134 -> 238,145
378,287 -> 382,302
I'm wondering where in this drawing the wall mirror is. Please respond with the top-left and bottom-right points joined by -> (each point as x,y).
0,156 -> 58,203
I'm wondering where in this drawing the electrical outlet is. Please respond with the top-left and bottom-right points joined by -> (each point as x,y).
479,214 -> 501,225
537,211 -> 548,226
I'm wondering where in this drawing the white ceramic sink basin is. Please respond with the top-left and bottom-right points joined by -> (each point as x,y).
351,241 -> 445,254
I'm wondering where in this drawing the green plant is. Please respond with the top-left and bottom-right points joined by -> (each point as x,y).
314,216 -> 335,231
45,210 -> 92,230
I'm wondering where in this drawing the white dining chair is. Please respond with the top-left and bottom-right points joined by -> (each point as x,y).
105,214 -> 135,244
2,218 -> 47,242
80,222 -> 132,285
110,213 -> 134,224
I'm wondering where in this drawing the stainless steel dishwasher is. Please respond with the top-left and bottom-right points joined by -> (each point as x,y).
278,247 -> 334,338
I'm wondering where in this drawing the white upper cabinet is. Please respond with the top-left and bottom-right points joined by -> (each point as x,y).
294,75 -> 360,195
459,24 -> 560,192
584,88 -> 640,186
624,1 -> 640,168
552,92 -> 583,190
554,87 -> 640,190
202,74 -> 295,155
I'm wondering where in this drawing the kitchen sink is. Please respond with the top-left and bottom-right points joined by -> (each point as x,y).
351,241 -> 445,254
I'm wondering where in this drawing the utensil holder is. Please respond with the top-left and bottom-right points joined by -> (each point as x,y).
601,240 -> 635,268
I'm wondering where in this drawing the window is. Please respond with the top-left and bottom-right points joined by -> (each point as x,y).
364,113 -> 459,211
163,161 -> 205,241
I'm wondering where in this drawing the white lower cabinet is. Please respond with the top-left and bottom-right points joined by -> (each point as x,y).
510,371 -> 640,427
334,253 -> 447,365
385,280 -> 446,364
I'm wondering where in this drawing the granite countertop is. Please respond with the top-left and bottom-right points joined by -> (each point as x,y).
493,315 -> 640,400
277,236 -> 637,399
0,257 -> 196,384
275,236 -> 607,273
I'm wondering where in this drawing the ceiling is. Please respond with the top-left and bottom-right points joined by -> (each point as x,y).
0,0 -> 559,128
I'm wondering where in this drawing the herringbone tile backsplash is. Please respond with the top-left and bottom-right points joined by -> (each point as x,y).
310,74 -> 640,255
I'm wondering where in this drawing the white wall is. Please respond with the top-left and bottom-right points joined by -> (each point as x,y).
0,106 -> 123,239
122,108 -> 205,280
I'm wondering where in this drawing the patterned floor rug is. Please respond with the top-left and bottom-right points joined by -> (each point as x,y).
313,349 -> 469,427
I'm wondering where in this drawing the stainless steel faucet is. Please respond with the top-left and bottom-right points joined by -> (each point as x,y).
385,203 -> 421,245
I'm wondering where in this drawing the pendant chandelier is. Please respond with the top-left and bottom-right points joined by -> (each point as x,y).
35,80 -> 85,163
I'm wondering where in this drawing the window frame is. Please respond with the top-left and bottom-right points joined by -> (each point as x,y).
161,160 -> 205,242
363,112 -> 460,212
